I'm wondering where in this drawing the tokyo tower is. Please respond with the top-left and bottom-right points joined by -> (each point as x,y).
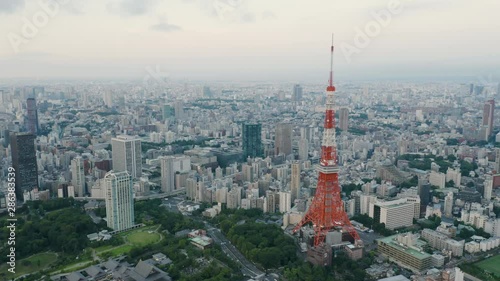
293,36 -> 362,248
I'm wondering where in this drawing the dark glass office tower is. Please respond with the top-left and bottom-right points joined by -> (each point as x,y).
242,123 -> 263,160
10,133 -> 38,201
26,98 -> 39,135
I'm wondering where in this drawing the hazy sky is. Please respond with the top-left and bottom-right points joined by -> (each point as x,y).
0,0 -> 499,82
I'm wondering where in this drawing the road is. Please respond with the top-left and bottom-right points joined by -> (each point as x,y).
206,225 -> 266,279
204,222 -> 280,280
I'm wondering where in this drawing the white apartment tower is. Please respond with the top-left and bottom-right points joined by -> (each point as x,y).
279,191 -> 292,213
112,135 -> 142,179
104,171 -> 134,231
484,176 -> 493,200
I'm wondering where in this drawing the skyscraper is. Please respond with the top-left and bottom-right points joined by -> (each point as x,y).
495,148 -> 500,173
482,100 -> 495,138
112,135 -> 142,179
444,192 -> 453,218
292,84 -> 303,101
26,98 -> 39,135
10,133 -> 38,201
161,156 -> 175,193
275,123 -> 292,156
299,138 -> 309,160
417,183 -> 431,208
104,171 -> 134,231
338,107 -> 349,131
160,155 -> 190,193
71,156 -> 86,197
242,123 -> 263,160
291,161 -> 300,202
484,176 -> 493,200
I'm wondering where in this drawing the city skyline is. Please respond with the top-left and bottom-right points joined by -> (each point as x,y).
0,0 -> 499,81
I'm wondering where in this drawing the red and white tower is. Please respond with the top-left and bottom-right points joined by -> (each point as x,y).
293,36 -> 362,248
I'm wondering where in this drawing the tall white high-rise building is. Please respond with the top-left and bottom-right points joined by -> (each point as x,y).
279,191 -> 291,213
444,192 -> 454,217
104,171 -> 134,231
112,135 -> 142,179
71,156 -> 85,197
484,176 -> 493,200
291,162 -> 300,202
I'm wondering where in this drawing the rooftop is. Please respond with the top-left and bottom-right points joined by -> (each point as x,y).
378,235 -> 431,260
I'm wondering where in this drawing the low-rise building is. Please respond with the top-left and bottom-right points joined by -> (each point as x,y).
421,229 -> 464,257
377,233 -> 432,273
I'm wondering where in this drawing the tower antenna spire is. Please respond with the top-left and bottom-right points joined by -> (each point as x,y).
327,34 -> 335,92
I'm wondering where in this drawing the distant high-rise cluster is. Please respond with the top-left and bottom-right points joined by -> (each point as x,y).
112,135 -> 142,179
242,123 -> 263,160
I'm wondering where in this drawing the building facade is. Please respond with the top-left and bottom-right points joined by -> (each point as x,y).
10,133 -> 38,201
275,123 -> 292,156
242,123 -> 263,160
104,171 -> 134,231
71,156 -> 86,197
111,135 -> 142,179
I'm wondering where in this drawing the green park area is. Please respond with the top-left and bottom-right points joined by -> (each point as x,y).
122,226 -> 162,247
95,225 -> 162,259
476,255 -> 500,277
56,226 -> 162,274
0,252 -> 57,279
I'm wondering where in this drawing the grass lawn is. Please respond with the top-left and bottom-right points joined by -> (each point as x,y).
93,225 -> 161,259
60,260 -> 93,273
476,255 -> 500,277
0,252 -> 57,279
94,244 -> 114,253
126,231 -> 161,246
108,245 -> 134,256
